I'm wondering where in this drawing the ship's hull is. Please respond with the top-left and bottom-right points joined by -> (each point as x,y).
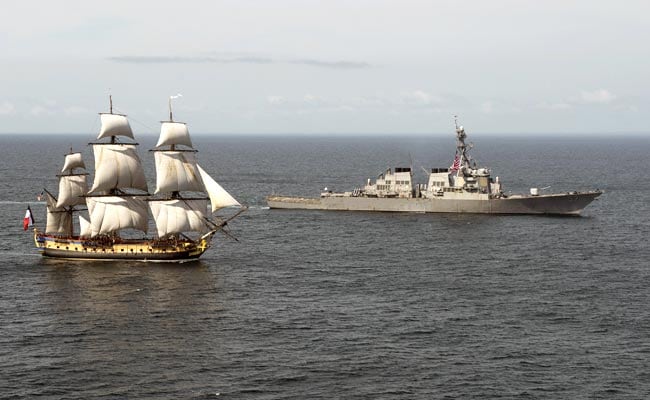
34,232 -> 212,262
267,191 -> 602,215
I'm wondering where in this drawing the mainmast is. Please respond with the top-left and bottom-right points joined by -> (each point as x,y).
168,95 -> 174,122
168,94 -> 182,151
109,95 -> 115,144
85,96 -> 149,237
90,95 -> 146,195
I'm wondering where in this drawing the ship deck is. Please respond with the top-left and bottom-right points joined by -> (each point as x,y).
267,191 -> 602,215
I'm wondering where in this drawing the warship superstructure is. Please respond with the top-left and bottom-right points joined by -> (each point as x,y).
267,119 -> 602,215
33,96 -> 243,261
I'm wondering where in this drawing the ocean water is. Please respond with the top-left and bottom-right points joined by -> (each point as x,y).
0,133 -> 649,399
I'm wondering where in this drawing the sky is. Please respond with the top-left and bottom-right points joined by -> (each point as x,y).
0,0 -> 648,135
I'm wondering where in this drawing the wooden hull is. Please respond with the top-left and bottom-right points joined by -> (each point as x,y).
34,232 -> 213,262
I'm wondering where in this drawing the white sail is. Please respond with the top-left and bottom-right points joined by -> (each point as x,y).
78,215 -> 91,237
97,113 -> 134,140
156,122 -> 193,148
61,152 -> 85,174
56,175 -> 88,208
89,144 -> 148,193
153,151 -> 204,194
197,165 -> 241,212
45,192 -> 72,235
86,196 -> 148,236
149,199 -> 209,237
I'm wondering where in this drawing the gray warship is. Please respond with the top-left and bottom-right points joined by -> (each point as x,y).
267,119 -> 602,215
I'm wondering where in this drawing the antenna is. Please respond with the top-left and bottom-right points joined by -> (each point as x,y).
109,94 -> 113,114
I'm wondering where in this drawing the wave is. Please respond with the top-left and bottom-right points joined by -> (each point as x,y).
247,205 -> 270,210
0,201 -> 45,205
0,252 -> 41,257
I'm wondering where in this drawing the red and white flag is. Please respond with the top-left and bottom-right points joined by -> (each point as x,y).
450,154 -> 461,172
23,206 -> 35,231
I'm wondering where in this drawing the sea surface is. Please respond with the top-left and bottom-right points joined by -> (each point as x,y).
0,133 -> 649,399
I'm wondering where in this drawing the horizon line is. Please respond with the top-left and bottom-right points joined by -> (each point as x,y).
0,131 -> 648,137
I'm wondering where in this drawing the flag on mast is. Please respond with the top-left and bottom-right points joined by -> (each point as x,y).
450,154 -> 461,172
23,206 -> 35,230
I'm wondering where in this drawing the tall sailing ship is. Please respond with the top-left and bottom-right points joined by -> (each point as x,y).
34,96 -> 244,261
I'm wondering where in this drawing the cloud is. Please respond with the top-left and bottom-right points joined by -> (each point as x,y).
348,95 -> 387,107
538,102 -> 573,111
400,90 -> 443,106
264,90 -> 455,114
302,94 -> 328,106
0,101 -> 16,115
579,89 -> 617,104
542,88 -> 620,112
267,96 -> 286,105
109,54 -> 370,69
479,100 -> 521,114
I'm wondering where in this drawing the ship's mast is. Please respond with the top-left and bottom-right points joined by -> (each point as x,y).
87,96 -> 149,237
150,95 -> 218,240
454,116 -> 471,170
109,95 -> 116,145
109,94 -> 116,191
168,96 -> 176,151
168,95 -> 178,199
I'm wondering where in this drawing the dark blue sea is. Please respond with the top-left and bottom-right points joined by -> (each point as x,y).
1,133 -> 649,399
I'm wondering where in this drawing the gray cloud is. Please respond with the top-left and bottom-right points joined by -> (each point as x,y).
108,55 -> 370,69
